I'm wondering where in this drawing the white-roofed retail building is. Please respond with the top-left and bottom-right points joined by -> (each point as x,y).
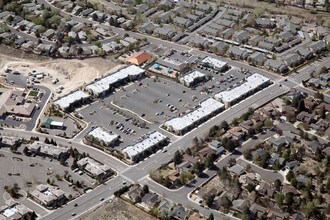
85,65 -> 145,97
214,73 -> 271,108
122,131 -> 169,163
179,70 -> 206,87
163,98 -> 224,135
85,127 -> 120,148
201,56 -> 229,72
53,90 -> 90,111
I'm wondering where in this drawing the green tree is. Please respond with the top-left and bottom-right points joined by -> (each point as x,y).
185,148 -> 192,156
207,213 -> 214,220
23,146 -> 29,155
275,192 -> 284,207
173,150 -> 182,165
315,91 -> 324,101
206,195 -> 215,207
194,162 -> 204,176
220,121 -> 229,131
264,119 -> 273,129
274,179 -> 282,191
220,196 -> 231,210
318,106 -> 326,119
204,155 -> 214,168
243,149 -> 252,160
304,201 -> 315,218
297,99 -> 305,113
286,170 -> 295,181
142,185 -> 149,194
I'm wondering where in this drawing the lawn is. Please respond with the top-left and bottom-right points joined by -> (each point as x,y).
28,90 -> 39,97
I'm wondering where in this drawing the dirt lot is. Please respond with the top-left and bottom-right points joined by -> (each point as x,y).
0,45 -> 118,97
78,198 -> 157,220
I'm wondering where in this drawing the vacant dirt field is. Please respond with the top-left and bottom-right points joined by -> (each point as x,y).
78,198 -> 157,220
0,45 -> 118,98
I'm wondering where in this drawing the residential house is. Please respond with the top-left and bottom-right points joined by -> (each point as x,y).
215,19 -> 235,28
307,140 -> 324,154
265,59 -> 289,74
232,30 -> 250,44
316,26 -> 329,38
282,184 -> 299,196
197,187 -> 217,200
256,18 -> 275,28
284,53 -> 303,68
157,199 -> 173,218
170,204 -> 189,220
285,160 -> 299,170
269,153 -> 285,167
128,185 -> 143,203
258,41 -> 274,51
154,27 -> 175,39
265,37 -> 281,47
228,46 -> 248,60
141,193 -> 160,209
257,182 -> 275,197
296,111 -> 315,124
288,38 -> 302,47
228,164 -> 245,176
275,44 -> 290,53
296,174 -> 310,187
304,97 -> 318,111
228,126 -> 245,140
291,213 -> 305,220
221,28 -> 234,39
308,40 -> 326,54
198,147 -> 215,163
231,199 -> 249,213
173,17 -> 192,28
43,29 -> 55,39
209,41 -> 229,55
248,52 -> 267,66
267,210 -> 289,220
279,31 -> 294,43
297,47 -> 313,60
239,120 -> 254,134
250,203 -> 268,219
196,3 -> 212,12
249,35 -> 264,47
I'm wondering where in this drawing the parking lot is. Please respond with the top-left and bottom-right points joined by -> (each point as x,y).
112,77 -> 208,124
0,148 -> 92,207
77,100 -> 159,150
195,67 -> 248,94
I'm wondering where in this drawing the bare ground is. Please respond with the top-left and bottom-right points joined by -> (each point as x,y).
77,198 -> 157,220
0,45 -> 119,98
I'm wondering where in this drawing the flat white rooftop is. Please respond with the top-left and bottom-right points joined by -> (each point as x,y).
201,56 -> 227,69
122,131 -> 167,158
164,98 -> 224,132
54,90 -> 90,110
214,73 -> 270,103
87,127 -> 119,145
2,206 -> 18,217
86,65 -> 145,95
180,70 -> 205,84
